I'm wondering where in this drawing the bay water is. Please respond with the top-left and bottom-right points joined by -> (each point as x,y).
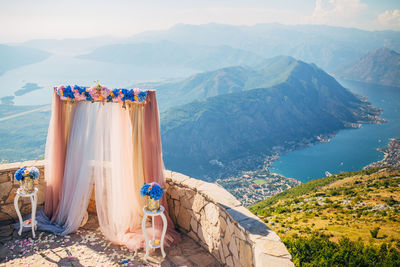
270,79 -> 400,183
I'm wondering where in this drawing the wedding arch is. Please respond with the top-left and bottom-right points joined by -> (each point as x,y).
36,84 -> 179,250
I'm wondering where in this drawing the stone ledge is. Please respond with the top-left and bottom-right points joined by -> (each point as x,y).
0,160 -> 45,172
166,170 -> 294,267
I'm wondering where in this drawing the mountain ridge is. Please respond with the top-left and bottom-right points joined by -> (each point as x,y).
160,57 -> 383,180
335,48 -> 400,87
125,23 -> 400,71
78,41 -> 265,72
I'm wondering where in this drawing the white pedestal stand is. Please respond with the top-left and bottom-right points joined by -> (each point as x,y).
14,187 -> 38,238
141,205 -> 167,259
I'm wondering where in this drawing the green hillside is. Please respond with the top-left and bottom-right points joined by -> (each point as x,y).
147,56 -> 307,111
160,57 -> 383,180
249,168 -> 400,266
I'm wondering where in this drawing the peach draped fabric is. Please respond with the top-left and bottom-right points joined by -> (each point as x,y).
41,89 -> 179,250
44,90 -> 77,221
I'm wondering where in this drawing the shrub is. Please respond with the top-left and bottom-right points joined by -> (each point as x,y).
283,235 -> 400,267
385,197 -> 398,206
370,227 -> 380,239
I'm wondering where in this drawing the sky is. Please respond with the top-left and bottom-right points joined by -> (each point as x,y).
0,0 -> 399,43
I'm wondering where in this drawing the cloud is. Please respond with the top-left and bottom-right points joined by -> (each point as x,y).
307,0 -> 367,27
377,9 -> 400,30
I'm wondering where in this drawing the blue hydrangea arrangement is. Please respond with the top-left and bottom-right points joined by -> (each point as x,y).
140,182 -> 163,200
14,167 -> 40,181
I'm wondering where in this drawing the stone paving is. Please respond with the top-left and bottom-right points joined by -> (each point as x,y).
0,214 -> 221,267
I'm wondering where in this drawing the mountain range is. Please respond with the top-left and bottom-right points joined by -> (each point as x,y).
0,44 -> 50,76
159,56 -> 383,180
118,23 -> 400,72
79,41 -> 265,72
336,48 -> 400,87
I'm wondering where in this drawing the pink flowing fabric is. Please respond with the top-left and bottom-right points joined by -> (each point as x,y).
44,90 -> 76,221
142,91 -> 180,246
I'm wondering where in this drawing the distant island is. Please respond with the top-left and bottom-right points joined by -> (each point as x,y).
14,83 -> 43,96
0,96 -> 15,105
336,48 -> 400,88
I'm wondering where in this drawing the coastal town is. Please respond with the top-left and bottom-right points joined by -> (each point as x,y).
216,168 -> 301,207
366,138 -> 400,169
219,138 -> 400,208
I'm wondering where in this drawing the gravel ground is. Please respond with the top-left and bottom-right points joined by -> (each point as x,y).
0,214 -> 220,267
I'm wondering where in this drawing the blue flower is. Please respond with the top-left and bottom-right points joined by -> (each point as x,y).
121,89 -> 132,101
138,91 -> 147,102
85,91 -> 93,101
75,85 -> 86,95
14,168 -> 26,181
112,89 -> 120,98
28,167 -> 40,179
140,184 -> 151,197
63,85 -> 75,99
149,184 -> 163,200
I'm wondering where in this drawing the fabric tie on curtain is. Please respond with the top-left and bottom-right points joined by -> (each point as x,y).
27,88 -> 179,251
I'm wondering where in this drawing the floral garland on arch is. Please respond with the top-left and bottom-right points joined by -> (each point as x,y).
56,82 -> 148,104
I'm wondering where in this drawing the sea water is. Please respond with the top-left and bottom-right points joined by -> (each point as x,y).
270,79 -> 400,183
0,55 -> 197,106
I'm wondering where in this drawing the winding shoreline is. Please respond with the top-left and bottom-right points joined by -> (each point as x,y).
365,138 -> 400,170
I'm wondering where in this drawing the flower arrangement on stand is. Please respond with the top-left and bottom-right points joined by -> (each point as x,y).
14,167 -> 40,194
140,182 -> 163,211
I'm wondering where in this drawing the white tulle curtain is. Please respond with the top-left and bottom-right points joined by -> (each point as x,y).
54,102 -> 150,249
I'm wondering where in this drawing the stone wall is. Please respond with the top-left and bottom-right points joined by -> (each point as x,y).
164,170 -> 294,267
0,161 -> 293,266
0,161 -> 46,222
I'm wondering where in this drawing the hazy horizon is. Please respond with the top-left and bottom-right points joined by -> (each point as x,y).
3,21 -> 400,45
1,0 -> 399,43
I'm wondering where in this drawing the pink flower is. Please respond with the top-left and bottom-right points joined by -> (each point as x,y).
88,86 -> 96,94
74,90 -> 86,101
133,88 -> 140,95
87,86 -> 99,100
101,87 -> 110,99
